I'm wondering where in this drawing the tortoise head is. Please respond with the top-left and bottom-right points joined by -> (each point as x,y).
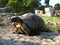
11,16 -> 23,27
11,17 -> 22,22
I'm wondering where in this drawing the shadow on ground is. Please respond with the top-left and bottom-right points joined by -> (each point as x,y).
0,37 -> 41,45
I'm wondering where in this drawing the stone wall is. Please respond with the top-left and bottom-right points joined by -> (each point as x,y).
45,7 -> 54,16
34,7 -> 55,16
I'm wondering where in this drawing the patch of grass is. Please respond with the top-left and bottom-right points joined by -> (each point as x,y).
41,16 -> 60,32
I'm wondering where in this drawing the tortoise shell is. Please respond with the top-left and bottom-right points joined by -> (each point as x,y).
20,13 -> 46,35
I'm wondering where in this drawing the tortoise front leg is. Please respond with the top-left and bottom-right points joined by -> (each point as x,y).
22,23 -> 31,35
13,28 -> 19,34
20,26 -> 29,35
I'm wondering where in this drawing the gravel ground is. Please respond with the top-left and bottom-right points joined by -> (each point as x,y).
0,25 -> 60,45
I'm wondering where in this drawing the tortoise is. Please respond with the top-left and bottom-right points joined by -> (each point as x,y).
11,13 -> 51,36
